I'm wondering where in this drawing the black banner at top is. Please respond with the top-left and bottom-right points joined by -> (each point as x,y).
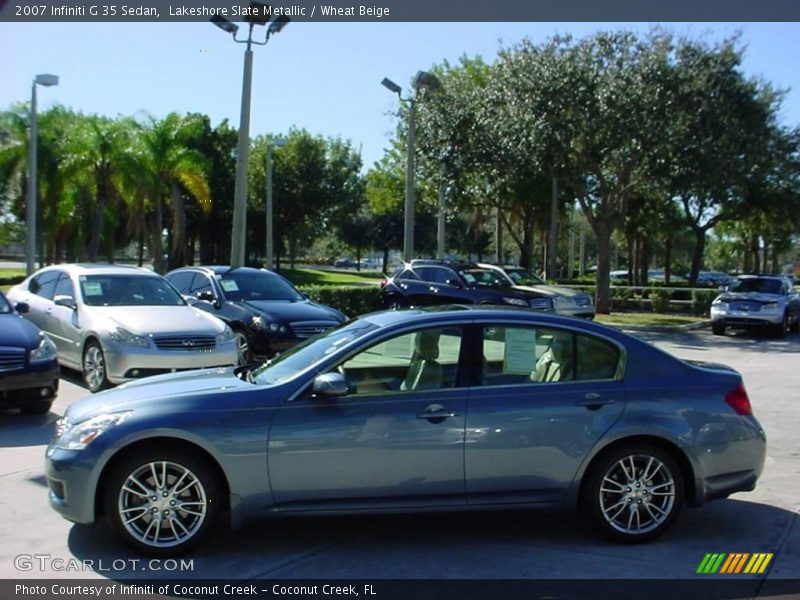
2,0 -> 800,22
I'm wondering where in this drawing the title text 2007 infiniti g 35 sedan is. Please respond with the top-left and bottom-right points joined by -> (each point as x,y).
45,306 -> 766,555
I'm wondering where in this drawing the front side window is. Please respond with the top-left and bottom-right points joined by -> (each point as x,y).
337,327 -> 463,396
0,292 -> 11,314
29,270 -> 61,299
481,325 -> 620,386
166,271 -> 196,294
53,275 -> 74,299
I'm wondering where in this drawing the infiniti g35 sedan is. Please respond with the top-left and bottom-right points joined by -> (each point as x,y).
45,306 -> 765,555
8,264 -> 237,392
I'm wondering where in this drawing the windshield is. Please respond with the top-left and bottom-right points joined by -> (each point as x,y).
253,319 -> 378,385
729,278 -> 782,295
218,271 -> 303,302
79,275 -> 186,307
0,292 -> 10,314
459,268 -> 510,288
506,268 -> 546,286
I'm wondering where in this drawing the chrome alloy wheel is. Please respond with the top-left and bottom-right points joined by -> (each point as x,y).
117,461 -> 208,548
234,331 -> 250,366
83,345 -> 106,392
598,454 -> 676,535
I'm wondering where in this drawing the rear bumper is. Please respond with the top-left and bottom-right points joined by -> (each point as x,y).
692,429 -> 767,505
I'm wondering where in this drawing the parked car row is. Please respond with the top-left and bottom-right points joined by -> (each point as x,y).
5,264 -> 346,396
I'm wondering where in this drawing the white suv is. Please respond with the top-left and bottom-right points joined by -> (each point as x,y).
711,275 -> 800,338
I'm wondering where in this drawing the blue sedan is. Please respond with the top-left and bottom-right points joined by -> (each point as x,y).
0,289 -> 59,414
45,307 -> 765,554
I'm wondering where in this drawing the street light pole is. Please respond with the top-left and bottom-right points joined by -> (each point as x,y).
265,137 -> 287,270
381,71 -> 441,263
231,31 -> 254,269
212,7 -> 289,269
26,74 -> 58,276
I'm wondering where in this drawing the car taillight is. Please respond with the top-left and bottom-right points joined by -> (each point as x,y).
725,384 -> 753,416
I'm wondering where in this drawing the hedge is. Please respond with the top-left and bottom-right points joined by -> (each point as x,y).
298,285 -> 382,319
0,275 -> 25,286
691,290 -> 718,317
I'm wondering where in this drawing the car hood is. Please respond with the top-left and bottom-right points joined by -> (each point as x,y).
89,305 -> 225,334
240,299 -> 343,323
511,284 -> 588,299
64,367 -> 251,423
717,292 -> 783,304
0,313 -> 42,350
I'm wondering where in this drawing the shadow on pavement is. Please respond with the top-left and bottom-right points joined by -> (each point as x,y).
0,410 -> 58,447
630,329 -> 800,354
65,498 -> 798,581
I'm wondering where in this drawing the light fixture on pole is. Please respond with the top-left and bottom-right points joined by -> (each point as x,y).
381,71 -> 441,262
26,73 -> 59,276
265,137 -> 287,271
212,3 -> 290,268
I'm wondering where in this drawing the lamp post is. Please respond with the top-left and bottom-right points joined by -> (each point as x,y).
26,73 -> 58,276
381,71 -> 441,262
211,5 -> 289,268
265,137 -> 287,270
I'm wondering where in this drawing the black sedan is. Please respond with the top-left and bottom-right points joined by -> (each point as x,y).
0,289 -> 59,414
166,266 -> 346,364
379,259 -> 554,311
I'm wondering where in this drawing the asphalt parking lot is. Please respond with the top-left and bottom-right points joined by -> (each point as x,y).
0,328 -> 798,588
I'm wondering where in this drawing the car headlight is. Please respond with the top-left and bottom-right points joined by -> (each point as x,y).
216,326 -> 235,343
109,327 -> 149,348
553,296 -> 574,307
54,412 -> 132,451
712,298 -> 726,306
30,334 -> 57,363
762,302 -> 779,310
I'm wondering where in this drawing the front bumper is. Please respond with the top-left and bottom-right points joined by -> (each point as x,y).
0,360 -> 59,408
710,306 -> 782,328
103,340 -> 237,384
46,445 -> 102,524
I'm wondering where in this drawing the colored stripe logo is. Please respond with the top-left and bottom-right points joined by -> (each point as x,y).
697,553 -> 773,574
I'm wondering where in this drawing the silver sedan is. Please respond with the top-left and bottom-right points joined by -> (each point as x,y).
8,264 -> 237,392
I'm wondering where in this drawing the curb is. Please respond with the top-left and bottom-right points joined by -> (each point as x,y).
603,319 -> 711,333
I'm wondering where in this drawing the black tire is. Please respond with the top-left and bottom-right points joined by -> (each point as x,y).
20,403 -> 52,415
584,443 -> 684,544
233,328 -> 252,366
104,447 -> 221,556
82,340 -> 109,393
711,322 -> 726,336
791,314 -> 800,333
773,313 -> 789,339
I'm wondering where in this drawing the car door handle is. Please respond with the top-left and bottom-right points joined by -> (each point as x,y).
429,286 -> 439,293
575,393 -> 616,409
416,404 -> 458,420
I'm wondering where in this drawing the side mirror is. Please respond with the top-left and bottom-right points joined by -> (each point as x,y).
15,302 -> 29,314
312,372 -> 349,397
197,290 -> 216,302
53,295 -> 77,310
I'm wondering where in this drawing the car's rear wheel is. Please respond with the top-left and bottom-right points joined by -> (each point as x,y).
104,448 -> 220,556
711,322 -> 726,336
585,444 -> 684,543
233,329 -> 251,365
83,341 -> 109,393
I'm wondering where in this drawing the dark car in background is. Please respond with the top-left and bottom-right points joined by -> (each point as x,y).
379,260 -> 554,311
0,289 -> 59,414
166,266 -> 347,364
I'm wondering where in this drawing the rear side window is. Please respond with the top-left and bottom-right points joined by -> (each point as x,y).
29,270 -> 61,300
395,269 -> 419,281
167,271 -> 196,294
575,334 -> 620,381
416,267 -> 456,284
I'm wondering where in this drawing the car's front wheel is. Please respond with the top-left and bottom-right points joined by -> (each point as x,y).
104,448 -> 220,555
585,444 -> 684,543
233,329 -> 252,366
711,322 -> 726,336
82,341 -> 109,393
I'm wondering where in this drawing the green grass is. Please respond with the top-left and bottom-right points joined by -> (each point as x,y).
0,267 -> 25,278
595,312 -> 705,328
0,285 -> 10,294
279,267 -> 384,287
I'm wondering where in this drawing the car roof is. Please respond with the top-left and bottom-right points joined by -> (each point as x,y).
736,274 -> 785,281
169,266 -> 276,276
36,263 -> 155,277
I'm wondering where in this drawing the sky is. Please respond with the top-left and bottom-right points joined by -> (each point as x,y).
2,22 -> 800,171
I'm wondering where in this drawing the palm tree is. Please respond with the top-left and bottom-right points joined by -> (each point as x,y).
135,113 -> 212,272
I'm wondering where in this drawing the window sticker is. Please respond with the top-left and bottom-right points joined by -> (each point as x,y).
220,280 -> 239,292
503,328 -> 537,374
82,281 -> 104,297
